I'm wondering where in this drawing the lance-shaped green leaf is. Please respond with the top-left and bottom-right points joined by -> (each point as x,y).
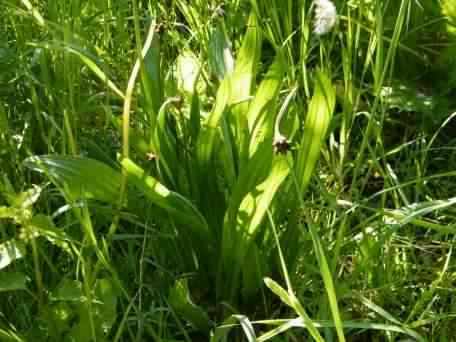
24,155 -> 121,203
225,55 -> 286,233
227,11 -> 262,164
198,77 -> 231,163
152,98 -> 180,189
142,29 -> 163,119
209,21 -> 234,80
229,11 -> 261,109
296,70 -> 335,194
224,156 -> 289,300
121,158 -> 211,242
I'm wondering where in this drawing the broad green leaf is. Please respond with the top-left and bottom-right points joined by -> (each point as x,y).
169,279 -> 211,333
240,157 -> 289,237
121,158 -> 211,241
196,77 -> 231,220
229,11 -> 261,108
142,30 -> 163,118
30,214 -> 72,253
30,214 -> 70,241
225,55 -> 285,233
246,55 -> 286,151
24,155 -> 121,203
0,271 -> 29,292
227,11 -> 262,170
221,56 -> 285,297
237,157 -> 289,298
209,21 -> 234,80
189,90 -> 201,143
197,76 -> 231,167
49,279 -> 84,302
296,70 -> 336,193
152,98 -> 180,189
94,278 -> 117,332
0,240 -> 26,270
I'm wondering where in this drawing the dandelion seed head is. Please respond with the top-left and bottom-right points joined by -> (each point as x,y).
313,0 -> 337,36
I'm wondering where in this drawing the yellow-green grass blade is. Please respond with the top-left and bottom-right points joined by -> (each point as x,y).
264,277 -> 324,342
210,314 -> 257,342
255,318 -> 425,342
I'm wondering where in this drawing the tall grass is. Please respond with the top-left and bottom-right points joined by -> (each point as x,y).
1,0 -> 456,341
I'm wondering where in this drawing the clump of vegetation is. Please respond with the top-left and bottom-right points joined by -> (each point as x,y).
1,0 -> 456,341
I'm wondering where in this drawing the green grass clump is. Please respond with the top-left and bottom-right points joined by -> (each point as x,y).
1,0 -> 456,341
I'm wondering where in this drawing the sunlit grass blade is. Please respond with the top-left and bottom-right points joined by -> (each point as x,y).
264,277 -> 324,341
210,314 -> 257,342
27,42 -> 125,99
255,317 -> 426,342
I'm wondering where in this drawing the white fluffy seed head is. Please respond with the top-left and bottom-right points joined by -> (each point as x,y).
313,0 -> 337,36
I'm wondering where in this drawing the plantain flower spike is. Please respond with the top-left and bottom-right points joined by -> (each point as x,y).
313,0 -> 337,36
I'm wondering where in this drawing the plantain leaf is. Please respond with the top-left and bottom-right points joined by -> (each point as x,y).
121,158 -> 211,242
209,21 -> 234,80
142,29 -> 163,118
197,76 -> 231,169
229,11 -> 261,110
24,155 -> 121,203
296,70 -> 336,194
227,10 -> 262,167
224,55 -> 286,238
152,99 -> 179,189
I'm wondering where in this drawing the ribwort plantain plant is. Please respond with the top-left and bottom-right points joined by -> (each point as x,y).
2,0 -> 456,341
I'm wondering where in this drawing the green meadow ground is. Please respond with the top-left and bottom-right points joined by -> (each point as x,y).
1,0 -> 456,341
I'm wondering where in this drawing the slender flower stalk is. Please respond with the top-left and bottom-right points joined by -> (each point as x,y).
273,88 -> 298,154
313,0 -> 337,36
